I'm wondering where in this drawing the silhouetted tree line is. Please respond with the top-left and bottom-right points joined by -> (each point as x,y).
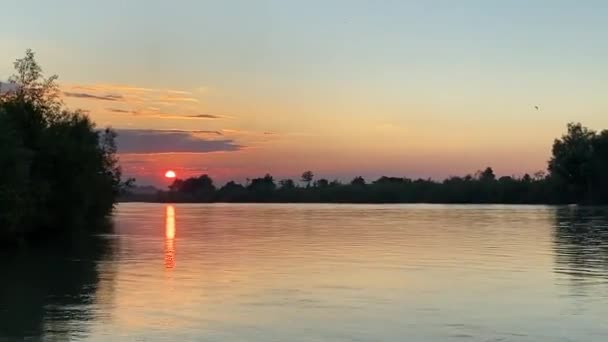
127,123 -> 608,205
0,51 -> 130,240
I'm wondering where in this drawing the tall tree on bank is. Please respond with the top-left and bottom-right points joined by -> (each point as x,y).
548,122 -> 608,203
0,50 -> 130,237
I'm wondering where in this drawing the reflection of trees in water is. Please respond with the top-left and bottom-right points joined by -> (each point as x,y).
553,207 -> 608,281
0,225 -> 117,341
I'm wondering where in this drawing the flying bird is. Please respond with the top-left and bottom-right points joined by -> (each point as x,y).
534,105 -> 540,110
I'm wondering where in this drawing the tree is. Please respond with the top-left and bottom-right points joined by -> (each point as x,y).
168,174 -> 216,201
315,179 -> 329,188
0,113 -> 31,233
248,174 -> 276,201
329,179 -> 342,187
0,50 -> 127,236
351,176 -> 366,186
169,179 -> 185,192
301,171 -> 314,188
217,181 -> 247,202
374,176 -> 404,184
8,49 -> 61,115
533,171 -> 546,181
279,179 -> 296,190
548,122 -> 596,203
590,130 -> 608,202
478,167 -> 496,182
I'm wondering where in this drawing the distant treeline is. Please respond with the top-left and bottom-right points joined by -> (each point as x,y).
125,122 -> 608,205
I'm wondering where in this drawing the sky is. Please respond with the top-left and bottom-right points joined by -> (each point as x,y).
1,0 -> 607,186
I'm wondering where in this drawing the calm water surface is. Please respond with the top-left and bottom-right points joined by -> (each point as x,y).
2,204 -> 608,341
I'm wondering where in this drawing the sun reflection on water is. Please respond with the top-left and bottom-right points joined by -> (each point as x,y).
165,205 -> 176,269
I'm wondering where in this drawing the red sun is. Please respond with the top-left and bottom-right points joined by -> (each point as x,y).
165,170 -> 176,179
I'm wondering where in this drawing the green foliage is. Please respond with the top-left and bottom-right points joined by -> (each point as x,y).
548,122 -> 608,203
0,50 -> 127,237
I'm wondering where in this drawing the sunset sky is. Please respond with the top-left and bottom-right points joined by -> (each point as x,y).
2,1 -> 607,186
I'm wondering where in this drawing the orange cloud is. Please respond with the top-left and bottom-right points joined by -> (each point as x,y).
105,107 -> 224,120
63,83 -> 200,105
157,94 -> 199,103
64,92 -> 123,101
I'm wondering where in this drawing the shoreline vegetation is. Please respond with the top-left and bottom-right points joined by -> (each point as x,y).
3,50 -> 608,243
0,51 -> 130,242
124,121 -> 608,205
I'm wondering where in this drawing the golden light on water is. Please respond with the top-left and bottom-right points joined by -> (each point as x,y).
166,205 -> 176,239
165,205 -> 176,269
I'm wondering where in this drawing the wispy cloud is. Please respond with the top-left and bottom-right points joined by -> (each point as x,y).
115,129 -> 241,154
189,114 -> 223,119
64,92 -> 123,101
63,84 -> 200,105
192,130 -> 223,136
106,107 -> 224,120
71,84 -> 157,94
214,129 -> 285,146
222,129 -> 281,138
143,129 -> 223,136
107,108 -> 133,113
166,89 -> 192,95
157,94 -> 199,103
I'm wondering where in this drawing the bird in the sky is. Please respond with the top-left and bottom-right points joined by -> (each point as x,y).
534,106 -> 540,111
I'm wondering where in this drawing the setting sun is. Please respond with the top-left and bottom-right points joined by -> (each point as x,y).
165,170 -> 176,179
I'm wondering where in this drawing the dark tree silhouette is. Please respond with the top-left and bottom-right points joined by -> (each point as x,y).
247,174 -> 276,201
479,167 -> 496,182
351,176 -> 366,186
168,175 -> 215,201
315,179 -> 329,188
301,171 -> 314,188
0,50 -> 130,238
329,179 -> 342,187
279,179 -> 296,190
549,123 -> 595,202
548,123 -> 608,203
216,181 -> 247,202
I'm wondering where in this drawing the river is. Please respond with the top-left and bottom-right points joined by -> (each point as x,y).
1,203 -> 608,341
